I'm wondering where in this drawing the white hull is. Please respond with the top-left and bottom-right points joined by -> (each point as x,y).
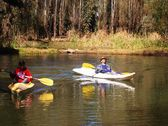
72,67 -> 135,80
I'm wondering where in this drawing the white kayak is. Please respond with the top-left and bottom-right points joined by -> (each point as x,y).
72,67 -> 135,80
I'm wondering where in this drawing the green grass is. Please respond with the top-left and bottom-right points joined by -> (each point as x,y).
12,31 -> 168,55
65,31 -> 168,50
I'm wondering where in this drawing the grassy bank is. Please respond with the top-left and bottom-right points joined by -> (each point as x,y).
50,31 -> 168,56
18,48 -> 58,55
67,31 -> 168,50
12,31 -> 168,56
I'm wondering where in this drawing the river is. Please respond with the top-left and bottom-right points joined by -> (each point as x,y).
0,54 -> 168,126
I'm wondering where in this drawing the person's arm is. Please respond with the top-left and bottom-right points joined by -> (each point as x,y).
100,64 -> 111,73
106,64 -> 111,72
95,64 -> 102,73
24,69 -> 32,83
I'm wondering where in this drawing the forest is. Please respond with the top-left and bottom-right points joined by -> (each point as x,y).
0,0 -> 168,50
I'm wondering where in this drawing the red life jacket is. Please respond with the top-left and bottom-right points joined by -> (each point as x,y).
15,67 -> 32,83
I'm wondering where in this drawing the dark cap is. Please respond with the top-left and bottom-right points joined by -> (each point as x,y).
100,57 -> 107,61
18,60 -> 26,66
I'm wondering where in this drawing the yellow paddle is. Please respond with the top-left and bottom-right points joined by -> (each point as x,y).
33,78 -> 53,86
82,63 -> 95,69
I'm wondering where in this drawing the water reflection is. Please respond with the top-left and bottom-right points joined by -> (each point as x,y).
39,92 -> 54,107
80,84 -> 101,126
81,84 -> 95,99
11,94 -> 33,109
11,91 -> 54,109
98,84 -> 106,98
75,76 -> 135,91
76,76 -> 135,126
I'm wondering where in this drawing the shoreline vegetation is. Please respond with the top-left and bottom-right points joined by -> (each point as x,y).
4,31 -> 168,56
1,0 -> 168,56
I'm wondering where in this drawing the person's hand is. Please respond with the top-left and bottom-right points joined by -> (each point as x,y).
18,75 -> 25,79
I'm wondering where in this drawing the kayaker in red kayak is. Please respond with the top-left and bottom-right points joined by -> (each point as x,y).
9,60 -> 33,93
96,57 -> 112,73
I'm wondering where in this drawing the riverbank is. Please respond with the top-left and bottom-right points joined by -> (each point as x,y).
3,31 -> 168,56
17,47 -> 168,56
58,48 -> 168,56
18,48 -> 58,55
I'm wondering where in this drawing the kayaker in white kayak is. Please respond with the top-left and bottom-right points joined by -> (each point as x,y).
96,57 -> 112,73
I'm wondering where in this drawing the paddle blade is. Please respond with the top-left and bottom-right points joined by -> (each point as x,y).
122,72 -> 130,74
37,78 -> 54,86
82,63 -> 95,69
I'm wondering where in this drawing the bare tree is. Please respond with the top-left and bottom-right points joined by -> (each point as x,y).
53,0 -> 58,38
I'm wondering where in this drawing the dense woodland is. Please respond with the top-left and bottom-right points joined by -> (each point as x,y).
0,0 -> 168,47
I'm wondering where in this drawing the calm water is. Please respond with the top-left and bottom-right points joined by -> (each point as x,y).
0,54 -> 168,126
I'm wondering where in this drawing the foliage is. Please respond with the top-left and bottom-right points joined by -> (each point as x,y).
81,0 -> 97,33
152,0 -> 168,37
0,0 -> 168,49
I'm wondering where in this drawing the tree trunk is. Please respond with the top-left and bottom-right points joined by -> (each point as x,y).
59,0 -> 65,36
98,0 -> 103,30
54,0 -> 58,38
111,0 -> 115,33
72,0 -> 75,30
103,0 -> 107,30
44,0 -> 47,26
35,0 -> 38,39
78,0 -> 82,32
43,0 -> 47,38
